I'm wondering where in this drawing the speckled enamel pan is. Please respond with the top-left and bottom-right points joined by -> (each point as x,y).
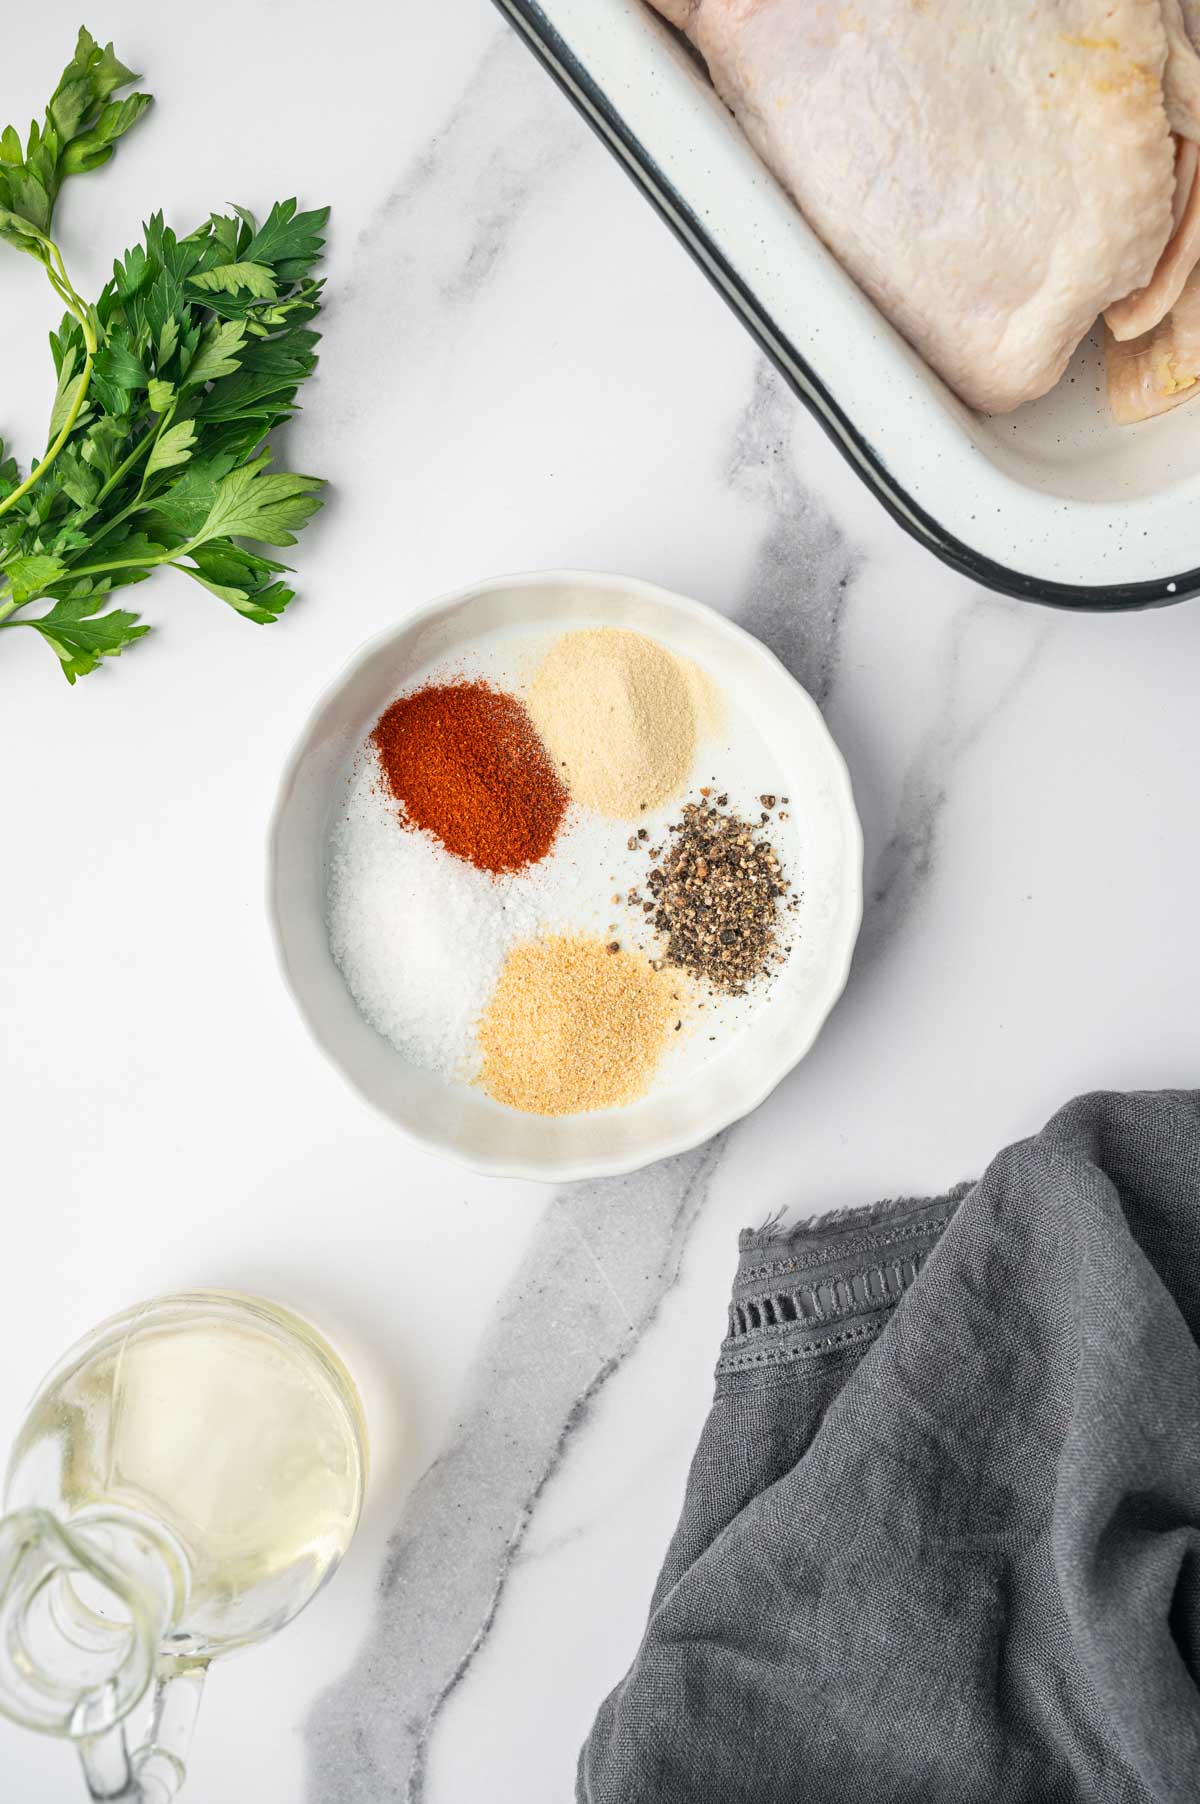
497,0 -> 1200,611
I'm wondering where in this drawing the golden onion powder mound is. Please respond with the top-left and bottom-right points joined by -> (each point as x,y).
526,627 -> 706,819
477,934 -> 681,1116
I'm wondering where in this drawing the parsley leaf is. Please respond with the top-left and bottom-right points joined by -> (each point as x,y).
187,452 -> 324,549
144,419 -> 197,478
242,200 -> 329,268
5,553 -> 68,604
0,29 -> 150,235
16,592 -> 149,683
190,261 -> 278,301
0,29 -> 328,684
183,318 -> 248,388
181,540 -> 295,622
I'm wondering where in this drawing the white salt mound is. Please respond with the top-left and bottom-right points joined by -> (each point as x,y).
326,757 -> 538,1080
326,751 -> 645,1082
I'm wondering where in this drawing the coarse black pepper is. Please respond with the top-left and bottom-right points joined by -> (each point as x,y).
639,795 -> 792,993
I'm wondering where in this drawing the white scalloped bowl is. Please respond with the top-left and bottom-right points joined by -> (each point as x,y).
267,571 -> 863,1181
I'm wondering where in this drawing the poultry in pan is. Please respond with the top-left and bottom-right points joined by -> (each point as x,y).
649,0 -> 1200,421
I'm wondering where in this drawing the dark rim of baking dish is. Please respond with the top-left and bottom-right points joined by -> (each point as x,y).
495,0 -> 1200,613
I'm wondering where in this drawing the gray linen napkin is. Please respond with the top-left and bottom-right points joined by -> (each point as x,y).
579,1090 -> 1200,1803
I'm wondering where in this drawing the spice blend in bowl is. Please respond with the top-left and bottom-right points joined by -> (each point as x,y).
273,570 -> 863,1176
323,613 -> 820,1122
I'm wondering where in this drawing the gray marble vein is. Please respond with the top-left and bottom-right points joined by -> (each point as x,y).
730,360 -> 863,709
858,599 -> 1054,963
726,350 -> 1053,965
305,1135 -> 728,1803
324,29 -> 586,428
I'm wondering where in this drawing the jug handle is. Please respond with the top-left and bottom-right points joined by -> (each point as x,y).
123,1658 -> 206,1803
78,1658 -> 206,1802
0,1509 -> 203,1803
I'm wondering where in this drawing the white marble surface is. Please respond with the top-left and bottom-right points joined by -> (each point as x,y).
3,3 -> 1200,1799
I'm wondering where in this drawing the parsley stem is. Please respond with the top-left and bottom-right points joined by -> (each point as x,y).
0,352 -> 94,521
71,429 -> 171,555
0,587 -> 18,626
94,403 -> 177,510
72,408 -> 180,573
72,497 -> 141,559
94,438 -> 152,508
0,236 -> 98,523
65,550 -> 177,579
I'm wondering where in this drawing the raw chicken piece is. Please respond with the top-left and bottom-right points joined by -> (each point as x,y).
1106,262 -> 1200,419
1107,3 -> 1200,412
650,0 -> 1180,412
1171,138 -> 1199,228
1106,136 -> 1200,338
1163,0 -> 1200,133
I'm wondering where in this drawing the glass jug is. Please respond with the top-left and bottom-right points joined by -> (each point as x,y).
0,1291 -> 368,1800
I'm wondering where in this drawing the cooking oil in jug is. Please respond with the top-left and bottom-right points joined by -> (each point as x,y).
0,1291 -> 367,1800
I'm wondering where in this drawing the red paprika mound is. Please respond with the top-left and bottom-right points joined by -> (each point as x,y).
372,680 -> 567,874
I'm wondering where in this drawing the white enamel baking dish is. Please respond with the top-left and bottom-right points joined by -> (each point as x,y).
497,0 -> 1200,609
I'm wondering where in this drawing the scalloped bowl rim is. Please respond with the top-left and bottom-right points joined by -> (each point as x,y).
265,569 -> 864,1182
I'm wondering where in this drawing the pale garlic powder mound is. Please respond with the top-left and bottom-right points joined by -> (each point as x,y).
477,934 -> 681,1116
527,627 -> 708,818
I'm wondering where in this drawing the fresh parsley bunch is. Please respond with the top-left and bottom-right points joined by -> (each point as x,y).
0,28 -> 327,683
